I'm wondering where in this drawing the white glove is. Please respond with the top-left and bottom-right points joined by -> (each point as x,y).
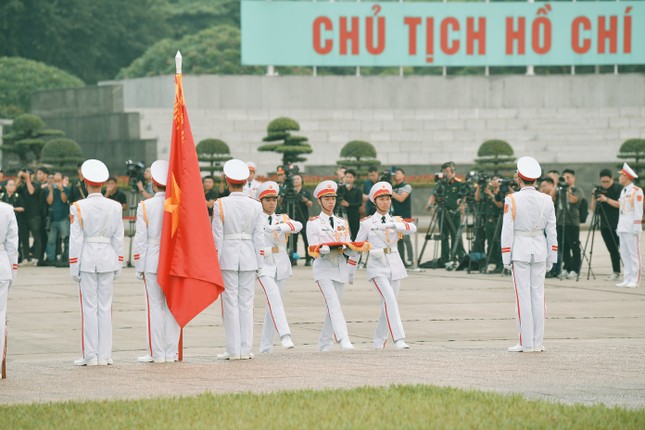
114,270 -> 121,280
348,274 -> 354,285
135,272 -> 144,280
265,224 -> 281,232
504,263 -> 512,271
319,245 -> 331,255
72,275 -> 81,283
261,247 -> 273,257
546,262 -> 553,272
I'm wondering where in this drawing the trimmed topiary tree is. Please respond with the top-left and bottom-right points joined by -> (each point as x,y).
40,138 -> 84,176
337,140 -> 381,176
1,113 -> 65,167
474,139 -> 516,175
196,138 -> 232,177
618,138 -> 645,180
259,117 -> 313,166
0,57 -> 84,118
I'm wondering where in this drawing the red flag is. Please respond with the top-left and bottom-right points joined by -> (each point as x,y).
158,72 -> 224,328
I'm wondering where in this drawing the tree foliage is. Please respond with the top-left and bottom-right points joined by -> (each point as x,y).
474,139 -> 516,175
618,138 -> 645,178
259,117 -> 312,166
1,113 -> 65,168
338,140 -> 380,176
40,138 -> 84,175
0,57 -> 84,118
117,25 -> 264,79
196,138 -> 232,177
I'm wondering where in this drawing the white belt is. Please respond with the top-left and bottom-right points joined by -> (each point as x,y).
147,239 -> 160,245
224,233 -> 253,241
514,230 -> 543,237
85,237 -> 111,243
375,247 -> 398,254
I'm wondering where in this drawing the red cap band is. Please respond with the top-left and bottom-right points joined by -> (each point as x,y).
518,172 -> 536,182
226,178 -> 247,185
621,169 -> 635,180
84,179 -> 104,187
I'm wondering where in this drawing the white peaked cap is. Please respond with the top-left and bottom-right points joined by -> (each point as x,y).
224,159 -> 250,184
369,181 -> 393,203
517,156 -> 541,181
256,181 -> 279,200
620,162 -> 638,180
81,159 -> 109,186
150,160 -> 169,186
313,180 -> 338,199
246,161 -> 257,172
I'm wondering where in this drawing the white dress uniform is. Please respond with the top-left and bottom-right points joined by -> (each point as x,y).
306,180 -> 355,351
243,162 -> 262,199
69,159 -> 125,366
134,160 -> 180,363
501,157 -> 557,353
616,163 -> 643,288
0,202 -> 18,376
212,159 -> 263,360
349,182 -> 415,350
255,181 -> 301,353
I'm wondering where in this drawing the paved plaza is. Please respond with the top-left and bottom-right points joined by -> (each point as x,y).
0,234 -> 644,409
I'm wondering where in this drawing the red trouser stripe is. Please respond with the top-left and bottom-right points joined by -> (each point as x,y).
511,262 -> 522,347
143,276 -> 152,356
257,277 -> 279,332
78,285 -> 85,357
372,279 -> 394,341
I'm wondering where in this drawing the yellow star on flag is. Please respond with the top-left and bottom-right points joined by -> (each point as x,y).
164,173 -> 181,237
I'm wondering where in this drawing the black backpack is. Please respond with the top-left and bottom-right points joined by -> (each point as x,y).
579,197 -> 589,224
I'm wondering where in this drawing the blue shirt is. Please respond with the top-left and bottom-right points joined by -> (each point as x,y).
44,186 -> 71,221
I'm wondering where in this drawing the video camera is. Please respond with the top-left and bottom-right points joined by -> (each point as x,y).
277,163 -> 300,203
557,176 -> 569,190
433,172 -> 447,198
592,184 -> 607,199
379,166 -> 397,184
126,160 -> 145,190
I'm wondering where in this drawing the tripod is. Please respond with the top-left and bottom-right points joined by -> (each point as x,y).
483,212 -> 503,273
126,188 -> 140,268
417,203 -> 461,267
578,202 -> 620,281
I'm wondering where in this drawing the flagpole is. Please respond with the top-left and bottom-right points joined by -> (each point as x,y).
175,50 -> 184,363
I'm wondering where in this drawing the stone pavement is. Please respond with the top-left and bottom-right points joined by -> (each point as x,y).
0,234 -> 644,408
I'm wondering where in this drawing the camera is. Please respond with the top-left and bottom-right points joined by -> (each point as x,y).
499,178 -> 514,195
277,163 -> 300,203
433,172 -> 447,198
557,176 -> 569,190
125,160 -> 145,190
379,166 -> 397,184
592,184 -> 607,199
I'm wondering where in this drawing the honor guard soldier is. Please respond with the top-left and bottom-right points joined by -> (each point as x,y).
243,161 -> 262,200
134,160 -> 180,363
616,163 -> 643,288
0,197 -> 18,378
349,182 -> 415,350
501,157 -> 557,353
306,180 -> 355,351
255,181 -> 299,353
212,159 -> 263,360
69,159 -> 125,366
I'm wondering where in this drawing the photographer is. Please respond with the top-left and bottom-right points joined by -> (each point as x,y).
334,166 -> 347,217
292,174 -> 313,266
44,171 -> 70,266
392,168 -> 414,267
203,175 -> 219,218
340,170 -> 363,241
15,169 -> 43,265
68,163 -> 88,203
555,169 -> 585,279
474,176 -> 504,273
590,169 -> 622,280
137,167 -> 154,200
427,162 -> 466,268
103,177 -> 127,211
362,166 -> 379,216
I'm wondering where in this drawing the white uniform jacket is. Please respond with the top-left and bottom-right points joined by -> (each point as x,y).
0,203 -> 18,282
212,192 -> 263,271
501,187 -> 557,266
243,179 -> 262,200
352,213 -> 416,281
617,183 -> 644,234
256,212 -> 302,280
306,212 -> 352,283
69,193 -> 125,276
133,192 -> 165,274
